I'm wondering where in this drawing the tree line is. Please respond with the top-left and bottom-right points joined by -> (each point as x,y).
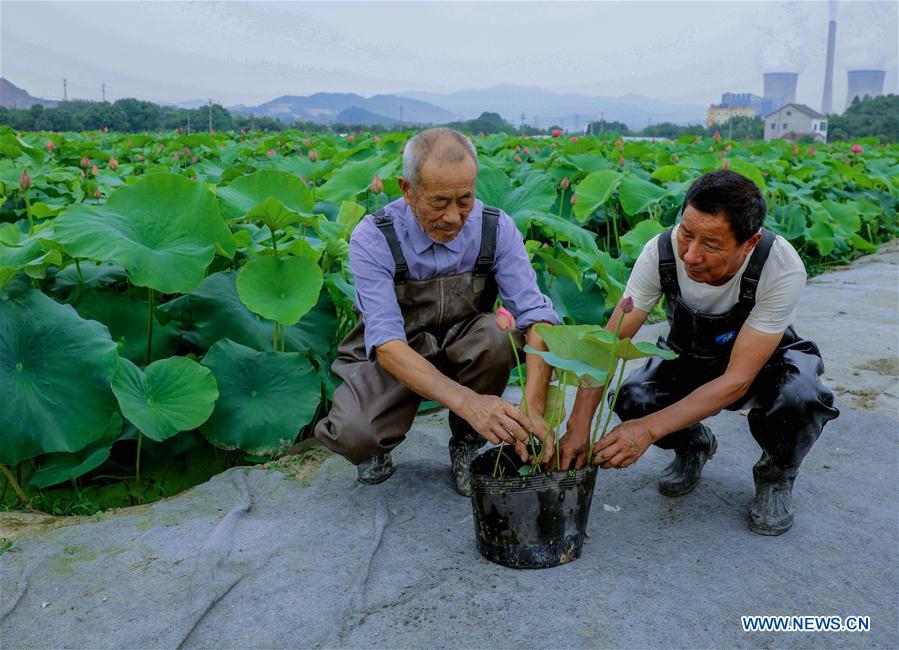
0,95 -> 895,142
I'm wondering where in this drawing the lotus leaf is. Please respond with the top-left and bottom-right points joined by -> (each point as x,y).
111,356 -> 218,443
54,173 -> 235,293
236,254 -> 323,325
618,174 -> 667,216
573,170 -> 621,222
26,413 -> 123,489
201,338 -> 321,455
0,289 -> 120,464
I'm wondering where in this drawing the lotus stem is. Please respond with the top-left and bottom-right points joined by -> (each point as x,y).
269,226 -> 279,256
135,432 -> 143,505
0,464 -> 34,511
273,322 -> 279,352
146,289 -> 154,365
552,375 -> 568,470
611,208 -> 621,254
74,259 -> 84,285
599,359 -> 627,441
590,309 -> 627,449
508,331 -> 539,466
23,191 -> 33,235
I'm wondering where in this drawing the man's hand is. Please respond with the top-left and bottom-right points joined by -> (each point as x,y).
557,420 -> 591,470
592,419 -> 654,469
526,414 -> 555,466
458,394 -> 540,462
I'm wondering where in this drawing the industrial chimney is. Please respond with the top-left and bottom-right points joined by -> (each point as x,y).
846,70 -> 886,108
763,72 -> 798,113
821,20 -> 836,114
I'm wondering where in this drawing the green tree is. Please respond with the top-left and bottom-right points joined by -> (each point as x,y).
828,95 -> 898,143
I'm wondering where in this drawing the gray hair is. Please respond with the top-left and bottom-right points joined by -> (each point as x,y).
402,128 -> 478,188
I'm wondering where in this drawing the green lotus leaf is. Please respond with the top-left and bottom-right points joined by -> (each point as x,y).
539,272 -> 606,325
75,289 -> 181,364
821,200 -> 862,236
111,356 -> 218,443
236,254 -> 324,326
619,174 -> 666,216
477,168 -> 556,229
534,323 -> 612,370
573,170 -> 621,222
0,289 -> 120,465
619,219 -> 667,259
587,336 -> 678,361
184,271 -> 337,354
535,248 -> 582,289
26,413 -> 123,489
529,214 -> 600,257
319,156 -> 393,203
524,345 -> 609,387
201,338 -> 321,455
54,173 -> 235,294
216,169 -> 315,224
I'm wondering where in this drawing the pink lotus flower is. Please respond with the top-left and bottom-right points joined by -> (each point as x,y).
570,136 -> 579,143
495,306 -> 516,332
619,296 -> 634,313
792,144 -> 799,155
713,130 -> 721,143
266,149 -> 276,157
91,164 -> 99,176
514,155 -> 522,163
560,177 -> 570,190
18,169 -> 31,191
806,146 -> 816,157
370,175 -> 383,194
523,147 -> 529,155
81,156 -> 90,169
551,129 -> 562,137
93,189 -> 101,198
373,136 -> 381,142
305,138 -> 312,147
173,152 -> 181,161
615,138 -> 624,152
347,135 -> 355,142
570,193 -> 578,205
137,154 -> 144,161
851,144 -> 863,154
308,149 -> 318,162
45,140 -> 55,152
109,157 -> 118,170
718,151 -> 725,159
722,158 -> 730,169
191,155 -> 198,164
515,146 -> 521,153
618,156 -> 626,166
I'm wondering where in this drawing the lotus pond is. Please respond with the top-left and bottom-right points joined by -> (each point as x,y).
1,127 -> 896,514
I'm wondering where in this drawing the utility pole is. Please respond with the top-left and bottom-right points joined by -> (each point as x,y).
187,110 -> 191,135
574,113 -> 579,133
600,112 -> 605,133
521,112 -> 525,134
63,78 -> 68,101
208,99 -> 213,133
101,83 -> 106,102
399,104 -> 404,125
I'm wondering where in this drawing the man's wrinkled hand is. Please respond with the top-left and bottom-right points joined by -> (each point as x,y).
526,414 -> 554,466
459,393 -> 535,462
591,419 -> 653,469
557,426 -> 590,470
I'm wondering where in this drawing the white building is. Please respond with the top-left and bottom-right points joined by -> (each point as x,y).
764,104 -> 828,143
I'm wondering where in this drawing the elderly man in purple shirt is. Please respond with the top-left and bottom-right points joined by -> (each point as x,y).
315,128 -> 561,495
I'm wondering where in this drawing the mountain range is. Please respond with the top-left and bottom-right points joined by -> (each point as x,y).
1,78 -> 707,129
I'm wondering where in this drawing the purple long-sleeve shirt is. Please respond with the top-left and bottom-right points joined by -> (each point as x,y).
349,197 -> 561,360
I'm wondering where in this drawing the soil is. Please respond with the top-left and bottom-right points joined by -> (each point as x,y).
855,357 -> 899,377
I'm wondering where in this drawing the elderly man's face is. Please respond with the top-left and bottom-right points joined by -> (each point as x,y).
677,205 -> 761,286
399,157 -> 478,244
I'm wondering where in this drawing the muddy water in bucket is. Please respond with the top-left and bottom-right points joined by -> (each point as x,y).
469,447 -> 598,569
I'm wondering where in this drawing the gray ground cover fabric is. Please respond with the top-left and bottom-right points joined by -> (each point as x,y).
2,246 -> 897,650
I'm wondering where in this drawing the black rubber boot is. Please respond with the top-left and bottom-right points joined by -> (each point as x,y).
356,452 -> 395,485
448,413 -> 484,497
658,424 -> 717,497
749,452 -> 796,535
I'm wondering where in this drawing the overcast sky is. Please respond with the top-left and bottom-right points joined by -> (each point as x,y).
2,0 -> 896,110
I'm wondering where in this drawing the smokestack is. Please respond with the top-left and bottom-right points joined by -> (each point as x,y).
821,20 -> 836,114
846,70 -> 886,108
763,72 -> 798,111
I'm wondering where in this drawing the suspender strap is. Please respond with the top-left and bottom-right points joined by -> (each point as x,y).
658,228 -> 679,298
738,229 -> 775,305
372,209 -> 408,282
475,206 -> 499,275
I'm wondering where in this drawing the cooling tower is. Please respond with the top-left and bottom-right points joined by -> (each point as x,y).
846,70 -> 885,106
763,72 -> 798,111
821,21 -> 836,114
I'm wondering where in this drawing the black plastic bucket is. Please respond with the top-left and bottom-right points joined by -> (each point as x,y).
469,447 -> 598,569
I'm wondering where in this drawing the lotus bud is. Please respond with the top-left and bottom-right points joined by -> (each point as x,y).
523,147 -> 529,155
708,146 -> 714,152
109,157 -> 118,170
673,154 -> 680,162
305,138 -> 312,147
309,149 -> 318,162
173,152 -> 181,161
266,149 -> 276,157
45,140 -> 55,152
570,136 -> 579,143
618,156 -> 626,166
514,155 -> 522,163
718,151 -> 725,159
619,296 -> 634,314
91,164 -> 99,176
560,177 -> 570,190
792,144 -> 799,155
722,158 -> 730,169
373,136 -> 381,142
93,189 -> 101,199
806,146 -> 815,157
347,135 -> 355,142
615,138 -> 624,152
495,306 -> 516,332
370,175 -> 383,194
81,156 -> 90,168
515,146 -> 521,153
570,193 -> 578,205
851,144 -> 863,154
725,144 -> 733,152
191,155 -> 198,164
551,129 -> 562,137
713,130 -> 721,143
18,169 -> 31,191
137,154 -> 144,161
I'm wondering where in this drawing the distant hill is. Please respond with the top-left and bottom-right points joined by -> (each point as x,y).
335,106 -> 398,127
397,84 -> 706,130
0,78 -> 58,109
229,92 -> 457,125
